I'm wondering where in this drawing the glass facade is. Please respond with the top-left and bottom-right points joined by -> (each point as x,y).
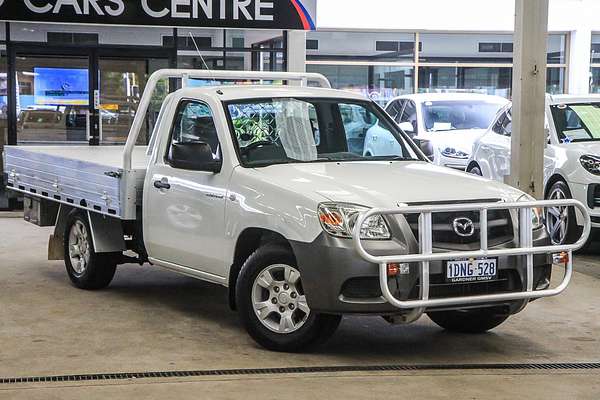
98,58 -> 170,144
15,55 -> 90,143
306,64 -> 414,104
0,44 -> 8,208
3,23 -> 288,145
590,34 -> 600,93
308,31 -> 568,103
176,28 -> 285,72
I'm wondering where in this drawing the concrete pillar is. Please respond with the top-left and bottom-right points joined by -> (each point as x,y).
508,0 -> 549,199
568,28 -> 592,95
286,30 -> 307,73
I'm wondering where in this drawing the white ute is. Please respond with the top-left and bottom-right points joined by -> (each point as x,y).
368,93 -> 508,170
4,70 -> 591,352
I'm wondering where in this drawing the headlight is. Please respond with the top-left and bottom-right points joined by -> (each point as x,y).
441,147 -> 469,159
580,155 -> 600,175
517,194 -> 544,230
318,203 -> 391,240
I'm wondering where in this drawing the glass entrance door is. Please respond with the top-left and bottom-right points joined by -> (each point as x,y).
15,55 -> 90,143
98,58 -> 169,144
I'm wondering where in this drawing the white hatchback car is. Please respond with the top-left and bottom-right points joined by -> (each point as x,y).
467,95 -> 600,246
366,93 -> 508,170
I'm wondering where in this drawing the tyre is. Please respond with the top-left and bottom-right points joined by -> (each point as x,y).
64,213 -> 117,290
467,163 -> 483,176
428,308 -> 509,333
545,180 -> 590,249
235,244 -> 341,352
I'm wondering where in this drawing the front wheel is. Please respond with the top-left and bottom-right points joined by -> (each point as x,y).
545,180 -> 588,247
236,244 -> 341,352
428,308 -> 509,333
64,213 -> 117,290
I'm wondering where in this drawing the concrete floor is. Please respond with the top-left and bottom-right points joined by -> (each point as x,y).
1,217 -> 599,399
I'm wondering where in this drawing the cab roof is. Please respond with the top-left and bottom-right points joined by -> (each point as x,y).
176,85 -> 369,102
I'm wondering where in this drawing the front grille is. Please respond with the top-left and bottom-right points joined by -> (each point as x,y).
404,203 -> 513,248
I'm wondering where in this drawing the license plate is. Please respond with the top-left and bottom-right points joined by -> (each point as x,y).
446,258 -> 498,283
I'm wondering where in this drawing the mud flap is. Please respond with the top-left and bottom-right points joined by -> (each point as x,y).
48,234 -> 64,261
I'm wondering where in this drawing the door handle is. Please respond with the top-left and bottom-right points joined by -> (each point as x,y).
154,180 -> 171,190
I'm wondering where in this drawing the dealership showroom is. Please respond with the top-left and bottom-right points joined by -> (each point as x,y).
3,0 -> 600,398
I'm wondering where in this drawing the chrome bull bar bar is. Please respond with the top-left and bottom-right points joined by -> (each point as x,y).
352,200 -> 591,309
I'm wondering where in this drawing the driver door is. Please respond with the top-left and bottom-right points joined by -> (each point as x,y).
144,100 -> 229,278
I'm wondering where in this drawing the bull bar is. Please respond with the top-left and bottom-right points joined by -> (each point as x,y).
352,200 -> 591,309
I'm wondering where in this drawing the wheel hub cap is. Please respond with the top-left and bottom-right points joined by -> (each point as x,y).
68,221 -> 90,276
546,187 -> 569,245
252,264 -> 310,334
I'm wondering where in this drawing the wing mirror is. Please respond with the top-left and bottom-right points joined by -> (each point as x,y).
544,127 -> 550,148
170,142 -> 222,173
398,121 -> 415,134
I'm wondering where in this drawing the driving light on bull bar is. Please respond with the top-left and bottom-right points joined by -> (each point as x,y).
387,263 -> 410,276
318,203 -> 391,240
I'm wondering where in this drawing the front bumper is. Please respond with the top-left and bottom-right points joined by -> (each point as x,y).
291,229 -> 552,315
570,181 -> 600,228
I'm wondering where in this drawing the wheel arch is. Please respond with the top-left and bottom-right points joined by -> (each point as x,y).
228,228 -> 294,310
52,206 -> 126,260
544,173 -> 570,199
466,160 -> 481,173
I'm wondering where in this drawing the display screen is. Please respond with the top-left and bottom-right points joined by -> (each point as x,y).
34,68 -> 89,106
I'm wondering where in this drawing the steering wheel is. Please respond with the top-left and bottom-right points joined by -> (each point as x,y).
241,140 -> 277,154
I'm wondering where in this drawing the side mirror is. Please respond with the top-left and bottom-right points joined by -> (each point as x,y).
170,142 -> 222,173
398,121 -> 415,134
544,127 -> 551,148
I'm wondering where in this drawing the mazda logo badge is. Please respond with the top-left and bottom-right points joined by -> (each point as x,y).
453,217 -> 475,237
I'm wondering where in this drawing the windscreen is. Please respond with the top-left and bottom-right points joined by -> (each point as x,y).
550,102 -> 600,142
226,98 -> 422,167
422,100 -> 505,132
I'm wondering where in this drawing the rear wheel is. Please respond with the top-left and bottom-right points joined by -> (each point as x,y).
64,213 -> 117,290
236,244 -> 341,352
428,308 -> 509,333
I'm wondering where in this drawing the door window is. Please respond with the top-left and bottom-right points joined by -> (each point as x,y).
502,111 -> 512,136
398,100 -> 418,133
386,100 -> 406,122
167,101 -> 221,163
492,110 -> 512,137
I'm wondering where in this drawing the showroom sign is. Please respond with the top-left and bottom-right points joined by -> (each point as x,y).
0,0 -> 316,30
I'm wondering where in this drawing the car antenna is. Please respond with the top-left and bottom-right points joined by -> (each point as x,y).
189,32 -> 217,85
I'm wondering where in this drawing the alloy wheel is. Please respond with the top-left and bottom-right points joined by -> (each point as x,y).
251,264 -> 310,334
546,186 -> 569,245
68,221 -> 91,276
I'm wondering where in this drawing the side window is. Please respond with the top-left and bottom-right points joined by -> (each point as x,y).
492,112 -> 507,135
339,103 -> 371,155
399,100 -> 418,132
501,110 -> 512,137
167,100 -> 221,163
387,100 -> 406,123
